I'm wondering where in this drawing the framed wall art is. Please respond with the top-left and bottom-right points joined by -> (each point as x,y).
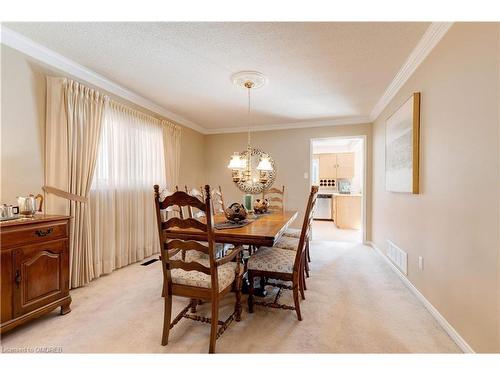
385,92 -> 421,194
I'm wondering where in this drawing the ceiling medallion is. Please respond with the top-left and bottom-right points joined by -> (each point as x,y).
230,71 -> 268,90
227,71 -> 275,194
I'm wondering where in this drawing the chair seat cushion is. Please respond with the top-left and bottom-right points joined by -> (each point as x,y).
274,236 -> 299,251
170,258 -> 236,291
284,228 -> 301,238
247,247 -> 296,274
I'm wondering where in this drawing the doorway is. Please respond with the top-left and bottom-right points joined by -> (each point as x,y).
310,136 -> 366,243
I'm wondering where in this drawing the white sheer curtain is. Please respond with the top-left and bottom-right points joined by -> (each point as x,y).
88,102 -> 168,277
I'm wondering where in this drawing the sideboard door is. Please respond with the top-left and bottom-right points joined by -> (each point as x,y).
13,239 -> 68,317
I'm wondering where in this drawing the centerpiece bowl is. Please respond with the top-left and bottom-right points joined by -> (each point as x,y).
253,198 -> 269,214
224,203 -> 248,223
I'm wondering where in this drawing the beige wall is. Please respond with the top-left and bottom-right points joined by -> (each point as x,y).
0,45 -> 206,206
498,23 -> 500,353
205,124 -> 372,234
371,23 -> 500,352
179,126 -> 206,190
1,45 -> 46,205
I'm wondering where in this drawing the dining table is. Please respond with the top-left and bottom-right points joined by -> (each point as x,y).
166,210 -> 298,248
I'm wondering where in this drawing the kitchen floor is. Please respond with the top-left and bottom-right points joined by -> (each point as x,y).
312,220 -> 362,243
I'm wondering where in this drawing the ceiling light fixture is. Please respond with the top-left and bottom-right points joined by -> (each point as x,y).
227,71 -> 276,194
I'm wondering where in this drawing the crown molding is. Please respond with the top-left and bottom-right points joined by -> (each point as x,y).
1,23 -> 453,135
0,26 -> 207,134
204,116 -> 371,134
369,22 -> 453,122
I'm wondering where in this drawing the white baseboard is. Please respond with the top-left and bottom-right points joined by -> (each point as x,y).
367,241 -> 475,353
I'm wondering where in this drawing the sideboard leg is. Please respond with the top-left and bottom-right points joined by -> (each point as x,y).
60,299 -> 72,315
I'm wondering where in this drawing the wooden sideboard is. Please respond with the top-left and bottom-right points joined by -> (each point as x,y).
1,215 -> 72,334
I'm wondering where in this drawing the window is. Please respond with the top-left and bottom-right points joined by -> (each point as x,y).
89,104 -> 167,276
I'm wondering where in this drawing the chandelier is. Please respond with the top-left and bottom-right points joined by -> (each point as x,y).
227,71 -> 276,194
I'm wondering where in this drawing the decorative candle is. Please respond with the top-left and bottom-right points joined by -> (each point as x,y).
243,194 -> 253,211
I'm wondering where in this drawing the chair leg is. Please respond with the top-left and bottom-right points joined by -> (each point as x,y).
209,297 -> 219,354
302,254 -> 308,290
303,268 -> 307,290
248,272 -> 255,313
306,241 -> 311,263
304,256 -> 310,278
235,275 -> 242,322
259,276 -> 266,290
299,264 -> 306,300
293,281 -> 302,321
161,291 -> 172,346
190,298 -> 197,313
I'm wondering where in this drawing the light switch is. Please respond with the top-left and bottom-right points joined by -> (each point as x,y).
303,172 -> 309,179
418,256 -> 424,271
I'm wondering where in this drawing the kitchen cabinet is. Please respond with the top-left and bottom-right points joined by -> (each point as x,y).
333,194 -> 361,230
1,215 -> 71,333
318,154 -> 336,179
335,153 -> 355,179
318,152 -> 355,179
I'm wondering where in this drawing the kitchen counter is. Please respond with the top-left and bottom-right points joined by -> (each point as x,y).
333,192 -> 362,197
318,188 -> 362,197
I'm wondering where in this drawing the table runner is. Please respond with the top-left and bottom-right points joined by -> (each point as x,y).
214,218 -> 256,230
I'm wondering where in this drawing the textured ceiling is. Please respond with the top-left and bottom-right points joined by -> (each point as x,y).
5,22 -> 429,130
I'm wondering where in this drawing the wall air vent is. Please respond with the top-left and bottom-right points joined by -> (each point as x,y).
386,240 -> 408,275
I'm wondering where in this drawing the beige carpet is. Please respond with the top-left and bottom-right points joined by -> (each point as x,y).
312,220 -> 362,242
0,241 -> 460,353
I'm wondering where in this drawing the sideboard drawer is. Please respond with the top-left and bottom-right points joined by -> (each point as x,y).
0,221 -> 68,249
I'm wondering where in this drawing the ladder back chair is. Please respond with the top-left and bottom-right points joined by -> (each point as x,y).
154,184 -> 244,353
211,185 -> 225,215
282,186 -> 318,268
263,185 -> 285,212
274,185 -> 318,292
184,185 -> 207,219
159,186 -> 184,219
247,185 -> 319,320
185,186 -> 230,260
263,185 -> 312,267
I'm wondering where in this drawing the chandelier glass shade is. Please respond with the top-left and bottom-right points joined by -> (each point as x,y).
227,152 -> 246,170
256,154 -> 273,171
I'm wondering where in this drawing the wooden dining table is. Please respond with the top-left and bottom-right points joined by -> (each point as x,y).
167,210 -> 298,247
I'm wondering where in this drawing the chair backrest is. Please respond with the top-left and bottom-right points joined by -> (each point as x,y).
184,186 -> 207,219
154,184 -> 219,291
211,185 -> 225,215
159,186 -> 184,219
263,185 -> 285,212
292,185 -> 319,272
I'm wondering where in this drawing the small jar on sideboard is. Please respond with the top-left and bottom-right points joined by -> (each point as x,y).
1,215 -> 72,334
